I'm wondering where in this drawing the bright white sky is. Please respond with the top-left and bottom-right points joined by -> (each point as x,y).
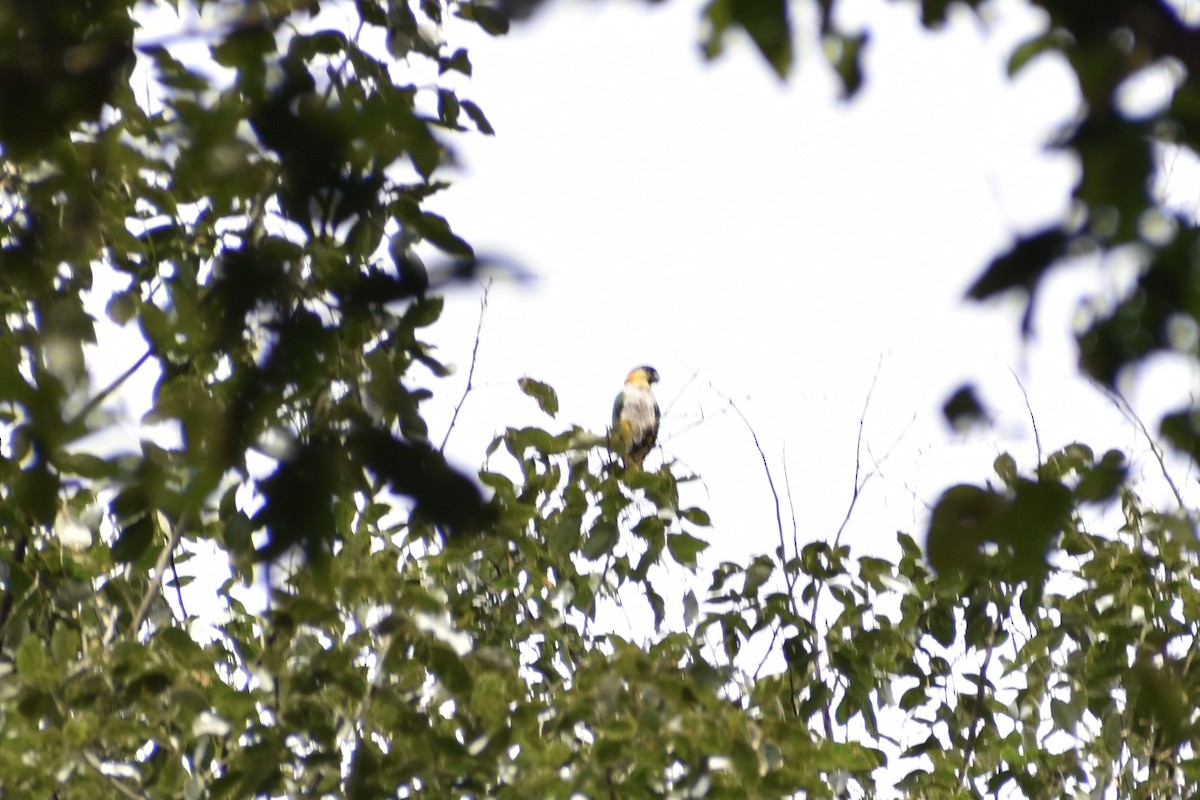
420,0 -> 1200,575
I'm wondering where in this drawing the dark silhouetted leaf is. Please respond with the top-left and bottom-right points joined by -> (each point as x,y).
942,384 -> 989,432
925,484 -> 1004,575
457,3 -> 510,35
460,100 -> 494,135
351,427 -> 493,537
968,227 -> 1068,334
112,515 -> 155,564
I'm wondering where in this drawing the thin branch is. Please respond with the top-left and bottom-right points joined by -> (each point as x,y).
80,750 -> 151,800
440,282 -> 490,452
752,446 -> 804,681
709,384 -> 806,720
809,363 -> 887,738
1006,362 -> 1042,468
127,513 -> 189,641
0,533 -> 28,640
833,363 -> 882,548
782,447 -> 801,590
169,547 -> 188,620
959,612 -> 1000,789
68,347 -> 155,428
720,395 -> 785,566
661,363 -> 702,421
1095,381 -> 1186,510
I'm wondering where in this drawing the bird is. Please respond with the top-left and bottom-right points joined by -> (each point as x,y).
612,366 -> 660,471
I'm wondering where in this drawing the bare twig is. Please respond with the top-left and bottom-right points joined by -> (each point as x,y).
709,384 -> 805,718
440,283 -> 490,452
833,364 -> 882,547
127,513 -> 190,640
782,447 -> 801,589
661,363 -> 702,421
1006,363 -> 1042,467
69,347 -> 155,428
809,363 -> 887,737
752,447 -> 803,682
720,395 -> 785,566
80,750 -> 151,800
1096,381 -> 1185,510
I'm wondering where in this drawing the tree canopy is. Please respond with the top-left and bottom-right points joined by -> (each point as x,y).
2,0 -> 1200,797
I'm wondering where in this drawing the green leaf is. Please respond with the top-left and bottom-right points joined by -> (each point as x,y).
1074,450 -> 1127,503
517,377 -> 558,417
547,511 -> 582,556
16,636 -> 53,688
456,3 -> 509,35
402,296 -> 445,329
582,520 -> 618,560
994,453 -> 1018,486
680,507 -> 711,526
742,555 -> 774,596
416,212 -> 474,257
925,485 -> 1002,575
112,515 -> 156,564
105,290 -> 138,325
439,48 -> 472,76
682,590 -> 699,627
702,0 -> 793,79
667,532 -> 709,567
822,29 -> 867,98
1007,29 -> 1072,76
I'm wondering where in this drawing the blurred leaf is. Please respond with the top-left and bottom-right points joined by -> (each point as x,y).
702,0 -> 793,79
456,3 -> 510,35
351,427 -> 494,538
942,384 -> 989,432
683,590 -> 699,627
1133,657 -> 1187,747
823,29 -> 867,98
518,377 -> 559,417
439,48 -> 472,76
1007,28 -> 1072,76
1074,450 -> 1127,503
16,636 -> 53,689
925,484 -> 1004,575
112,515 -> 156,564
582,520 -> 618,560
667,532 -> 709,567
967,227 -> 1068,334
460,100 -> 495,135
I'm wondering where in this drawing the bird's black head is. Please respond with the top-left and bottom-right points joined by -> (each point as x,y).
636,365 -> 660,384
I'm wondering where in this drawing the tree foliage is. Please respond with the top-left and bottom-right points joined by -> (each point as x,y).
3,0 -> 1200,798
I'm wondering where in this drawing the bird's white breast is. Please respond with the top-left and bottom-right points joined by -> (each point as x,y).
622,386 -> 657,436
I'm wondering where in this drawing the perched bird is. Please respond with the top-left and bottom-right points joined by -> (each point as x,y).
612,366 -> 660,470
